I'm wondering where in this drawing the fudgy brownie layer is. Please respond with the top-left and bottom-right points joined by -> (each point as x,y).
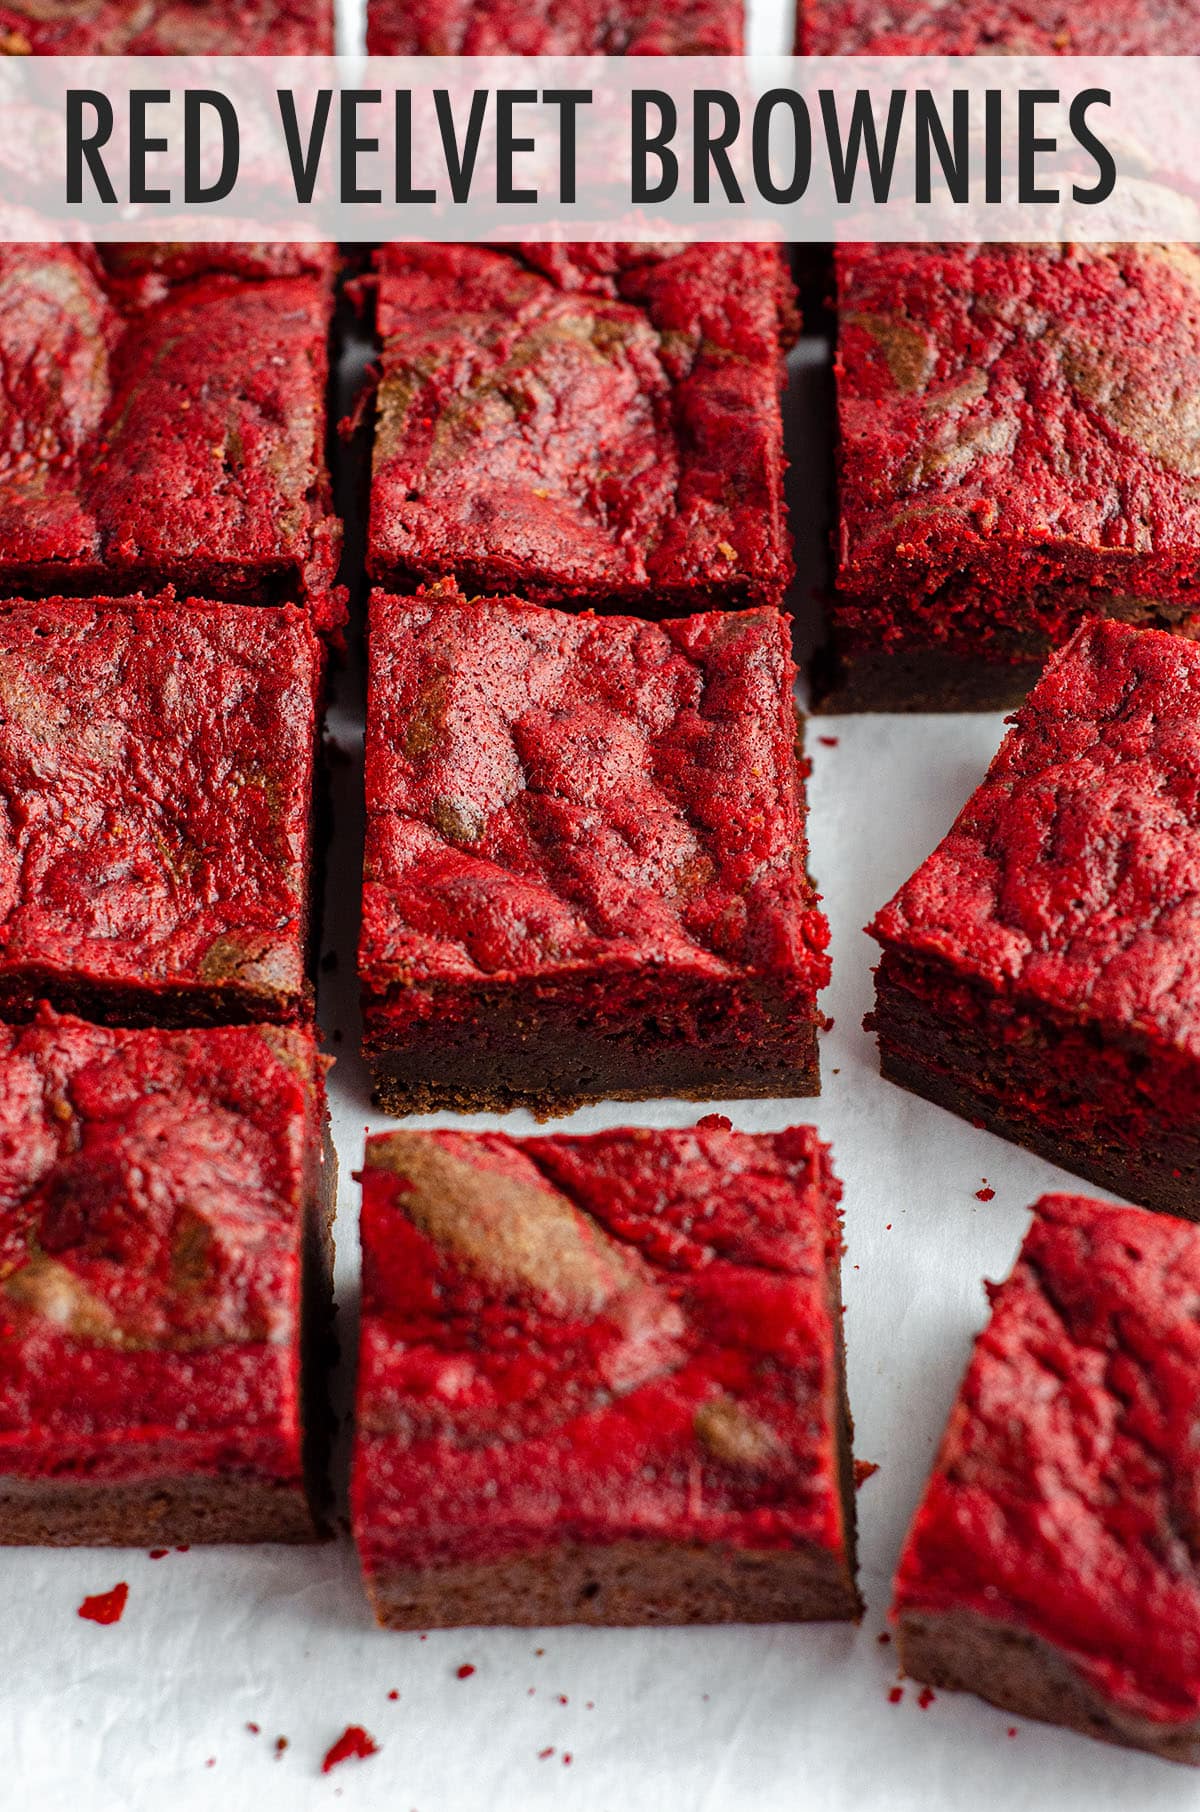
0,1476 -> 321,1548
369,1537 -> 859,1630
898,1608 -> 1200,1766
812,643 -> 1044,713
367,989 -> 821,1117
872,950 -> 1200,1218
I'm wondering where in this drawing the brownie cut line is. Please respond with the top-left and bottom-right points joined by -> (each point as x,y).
0,1011 -> 335,1546
0,597 -> 321,1029
869,617 -> 1200,1219
360,583 -> 831,1115
894,1191 -> 1200,1764
368,243 -> 796,615
0,246 -> 341,622
352,1122 -> 860,1629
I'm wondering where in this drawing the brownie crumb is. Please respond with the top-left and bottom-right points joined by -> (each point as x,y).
78,1583 -> 129,1625
321,1726 -> 379,1774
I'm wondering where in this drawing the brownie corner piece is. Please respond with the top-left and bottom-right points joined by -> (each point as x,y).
867,616 -> 1200,1216
0,1013 -> 336,1545
351,1121 -> 859,1628
367,242 -> 792,613
359,585 -> 831,1115
893,1190 -> 1200,1764
0,597 -> 320,1029
825,241 -> 1200,710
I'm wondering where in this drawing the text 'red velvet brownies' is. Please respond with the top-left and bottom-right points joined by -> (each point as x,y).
0,597 -> 321,1028
360,584 -> 831,1114
0,247 -> 341,622
0,1011 -> 334,1546
352,1122 -> 859,1628
895,1192 -> 1200,1764
869,618 -> 1200,1217
369,244 -> 795,615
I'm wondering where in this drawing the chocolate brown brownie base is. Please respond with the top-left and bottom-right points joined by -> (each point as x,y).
368,1535 -> 860,1630
0,1121 -> 338,1546
898,1608 -> 1200,1766
368,1009 -> 822,1118
871,955 -> 1200,1219
812,643 -> 1045,714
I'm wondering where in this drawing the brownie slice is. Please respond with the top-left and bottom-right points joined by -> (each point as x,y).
0,0 -> 333,52
367,0 -> 743,51
0,597 -> 321,1028
360,585 -> 831,1115
894,1192 -> 1200,1764
0,247 -> 340,621
369,243 -> 794,614
811,0 -> 1200,710
352,1122 -> 860,1628
825,243 -> 1200,710
868,618 -> 1200,1218
799,0 -> 1200,52
0,1010 -> 335,1545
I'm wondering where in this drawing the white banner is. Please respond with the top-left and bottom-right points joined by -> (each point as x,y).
0,54 -> 1196,241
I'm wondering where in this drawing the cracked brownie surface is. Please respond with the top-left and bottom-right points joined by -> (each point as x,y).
800,0 -> 1200,51
352,1122 -> 859,1624
367,0 -> 742,51
0,247 -> 340,619
894,1191 -> 1200,1748
369,243 -> 793,611
0,1010 -> 332,1541
0,0 -> 333,52
0,597 -> 320,1025
360,585 -> 829,1110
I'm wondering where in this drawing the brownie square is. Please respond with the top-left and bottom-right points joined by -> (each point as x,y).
0,1010 -> 334,1545
0,597 -> 321,1027
0,0 -> 333,52
352,1122 -> 859,1628
799,0 -> 1197,53
824,243 -> 1200,710
0,247 -> 340,621
894,1191 -> 1200,1764
367,0 -> 743,51
360,584 -> 831,1114
368,243 -> 794,614
869,618 -> 1200,1218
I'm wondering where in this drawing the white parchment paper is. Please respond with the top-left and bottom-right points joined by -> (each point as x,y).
5,2 -> 1194,1807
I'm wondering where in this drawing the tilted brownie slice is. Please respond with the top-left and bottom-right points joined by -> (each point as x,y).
0,0 -> 333,52
360,585 -> 831,1114
367,0 -> 743,51
0,1011 -> 335,1545
0,597 -> 321,1027
369,243 -> 794,614
868,619 -> 1200,1218
352,1122 -> 859,1628
894,1192 -> 1200,1764
825,243 -> 1200,709
0,247 -> 341,622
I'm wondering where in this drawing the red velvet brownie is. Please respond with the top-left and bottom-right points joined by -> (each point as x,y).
0,597 -> 321,1028
0,246 -> 340,621
894,1191 -> 1200,1764
799,0 -> 1200,53
0,1010 -> 334,1545
360,585 -> 831,1114
869,618 -> 1200,1217
352,1122 -> 859,1628
367,0 -> 743,52
0,0 -> 333,52
826,242 -> 1200,709
369,243 -> 794,613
